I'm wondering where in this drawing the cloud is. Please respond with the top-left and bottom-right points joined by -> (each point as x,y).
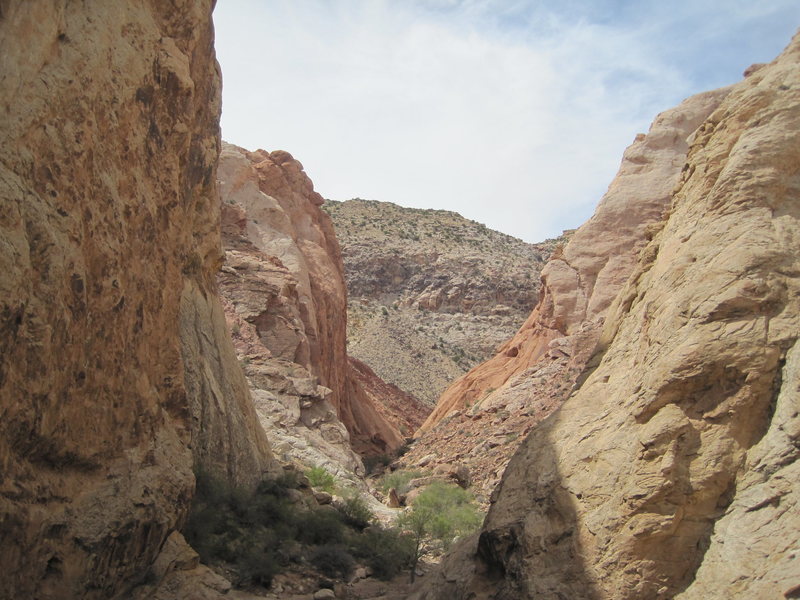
214,0 -> 798,242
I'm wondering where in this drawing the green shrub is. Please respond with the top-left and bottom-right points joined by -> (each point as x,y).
363,453 -> 390,474
337,493 -> 373,530
349,526 -> 415,580
184,469 -> 418,587
184,470 -> 299,586
276,469 -> 302,491
396,481 -> 483,582
296,509 -> 345,545
306,466 -> 336,493
236,541 -> 280,586
379,469 -> 424,495
310,544 -> 354,579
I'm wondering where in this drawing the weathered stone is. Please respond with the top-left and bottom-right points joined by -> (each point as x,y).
0,2 -> 271,598
149,532 -> 200,581
314,490 -> 333,505
387,488 -> 402,508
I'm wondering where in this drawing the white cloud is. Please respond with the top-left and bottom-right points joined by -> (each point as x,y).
214,0 -> 798,242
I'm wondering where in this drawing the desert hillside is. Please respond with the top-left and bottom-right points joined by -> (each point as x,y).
324,199 -> 562,405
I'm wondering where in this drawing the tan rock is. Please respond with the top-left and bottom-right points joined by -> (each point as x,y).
417,31 -> 800,600
150,532 -> 200,580
347,356 -> 429,446
387,488 -> 402,508
0,2 -> 271,598
314,490 -> 333,505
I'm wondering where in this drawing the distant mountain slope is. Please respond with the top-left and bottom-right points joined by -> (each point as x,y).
323,199 -> 563,405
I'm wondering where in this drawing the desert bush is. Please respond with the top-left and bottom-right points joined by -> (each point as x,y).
236,541 -> 280,586
337,493 -> 374,530
184,469 -> 419,587
379,469 -> 424,495
363,453 -> 390,474
413,482 -> 482,549
310,544 -> 355,579
306,466 -> 336,493
396,481 -> 483,581
184,470 -> 300,585
296,509 -> 345,545
349,526 -> 415,580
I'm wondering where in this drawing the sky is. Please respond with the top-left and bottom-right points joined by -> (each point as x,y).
213,1 -> 799,243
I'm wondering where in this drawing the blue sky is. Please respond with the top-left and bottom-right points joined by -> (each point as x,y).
214,1 -> 798,242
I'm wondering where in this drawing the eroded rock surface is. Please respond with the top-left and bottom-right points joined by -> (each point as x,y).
416,33 -> 800,600
0,3 -> 271,598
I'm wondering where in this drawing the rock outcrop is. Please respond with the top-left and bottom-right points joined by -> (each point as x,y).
416,33 -> 800,600
0,3 -> 273,598
403,81 -> 731,499
325,199 -> 559,405
217,144 -> 421,463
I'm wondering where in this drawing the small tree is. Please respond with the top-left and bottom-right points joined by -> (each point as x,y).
396,481 -> 483,582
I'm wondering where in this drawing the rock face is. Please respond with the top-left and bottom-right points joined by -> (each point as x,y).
416,34 -> 800,600
0,3 -> 272,598
325,199 -> 558,405
217,144 -> 421,463
403,83 -> 730,499
347,357 -> 430,443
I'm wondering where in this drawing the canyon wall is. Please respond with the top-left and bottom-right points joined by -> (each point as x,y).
417,33 -> 800,600
403,81 -> 730,499
217,143 -> 420,461
0,3 -> 271,598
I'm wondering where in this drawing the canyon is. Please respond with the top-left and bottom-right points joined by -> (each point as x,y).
0,2 -> 797,599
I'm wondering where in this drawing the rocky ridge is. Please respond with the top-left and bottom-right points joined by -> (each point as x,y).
217,143 -> 428,474
324,199 -> 560,405
402,82 -> 732,500
415,33 -> 800,600
0,3 -> 272,598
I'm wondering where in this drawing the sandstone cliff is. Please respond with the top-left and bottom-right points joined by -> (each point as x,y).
416,33 -> 800,600
403,82 -> 730,499
217,143 -> 421,461
325,199 -> 558,405
0,3 -> 272,598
